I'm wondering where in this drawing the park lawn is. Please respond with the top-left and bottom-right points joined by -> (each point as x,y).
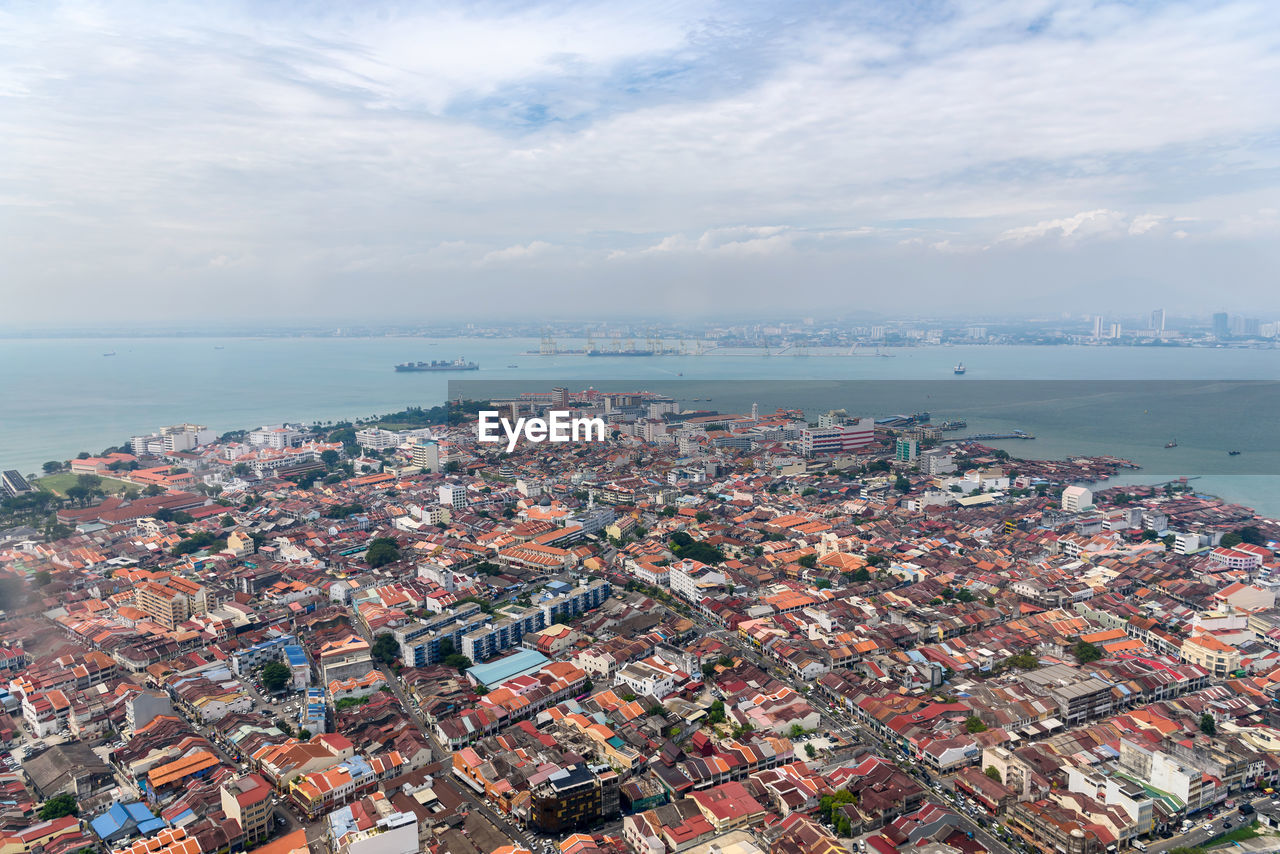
36,472 -> 135,497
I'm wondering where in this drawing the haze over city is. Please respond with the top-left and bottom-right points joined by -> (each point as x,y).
3,0 -> 1280,324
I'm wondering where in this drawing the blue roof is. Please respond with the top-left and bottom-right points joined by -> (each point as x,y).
124,803 -> 154,823
90,805 -> 129,839
137,818 -> 167,835
284,646 -> 308,666
466,648 -> 550,687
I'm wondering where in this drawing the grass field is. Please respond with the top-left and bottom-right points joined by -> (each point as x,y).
35,472 -> 135,497
1208,820 -> 1265,846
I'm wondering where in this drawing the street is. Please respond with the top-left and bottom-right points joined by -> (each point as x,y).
350,617 -> 540,850
692,609 -> 1021,854
1147,797 -> 1272,854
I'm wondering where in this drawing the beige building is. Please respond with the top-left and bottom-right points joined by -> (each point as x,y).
221,774 -> 273,845
134,576 -> 209,629
1181,634 -> 1242,678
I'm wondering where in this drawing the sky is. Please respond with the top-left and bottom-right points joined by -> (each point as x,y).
2,0 -> 1279,325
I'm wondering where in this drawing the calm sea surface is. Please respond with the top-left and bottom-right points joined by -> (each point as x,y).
2,337 -> 1278,516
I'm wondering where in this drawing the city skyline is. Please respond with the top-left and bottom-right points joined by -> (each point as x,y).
3,0 -> 1280,323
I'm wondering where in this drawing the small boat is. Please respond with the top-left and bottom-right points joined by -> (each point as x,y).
953,362 -> 966,375
1164,438 -> 1178,448
1228,450 -> 1241,456
103,351 -> 116,357
506,364 -> 519,368
214,345 -> 225,350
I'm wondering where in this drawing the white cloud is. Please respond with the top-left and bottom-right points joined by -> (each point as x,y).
1,0 -> 1279,320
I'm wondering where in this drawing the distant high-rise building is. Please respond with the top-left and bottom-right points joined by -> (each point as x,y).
552,386 -> 570,409
438,482 -> 467,509
412,440 -> 439,473
1092,315 -> 1104,339
1062,485 -> 1093,513
1109,322 -> 1122,339
895,437 -> 919,463
1149,309 -> 1165,333
1212,312 -> 1230,338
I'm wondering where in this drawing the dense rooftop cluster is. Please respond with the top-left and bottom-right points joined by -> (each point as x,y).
2,396 -> 1280,854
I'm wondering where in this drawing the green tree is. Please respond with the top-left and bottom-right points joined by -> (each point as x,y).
797,554 -> 817,568
788,724 -> 807,739
261,661 -> 291,694
852,567 -> 872,583
1236,526 -> 1266,546
372,633 -> 400,665
143,483 -> 166,496
443,653 -> 472,672
985,765 -> 1003,783
320,449 -> 341,469
39,793 -> 78,820
1162,533 -> 1177,549
365,537 -> 400,568
1219,532 -> 1243,548
42,461 -> 63,474
965,715 -> 988,733
1073,639 -> 1103,664
819,790 -> 857,826
669,531 -> 725,564
33,570 -> 52,587
895,475 -> 911,492
804,743 -> 817,759
1200,713 -> 1216,737
695,510 -> 712,523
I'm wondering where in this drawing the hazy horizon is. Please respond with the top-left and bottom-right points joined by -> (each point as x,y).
3,0 -> 1279,324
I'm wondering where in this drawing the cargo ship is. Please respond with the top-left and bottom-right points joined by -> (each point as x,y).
394,358 -> 479,372
586,349 -> 655,357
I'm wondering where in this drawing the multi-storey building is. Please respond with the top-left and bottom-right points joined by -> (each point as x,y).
527,764 -> 616,834
134,576 -> 209,629
354,427 -> 402,451
411,440 -> 439,473
221,774 -> 274,845
799,418 -> 874,457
